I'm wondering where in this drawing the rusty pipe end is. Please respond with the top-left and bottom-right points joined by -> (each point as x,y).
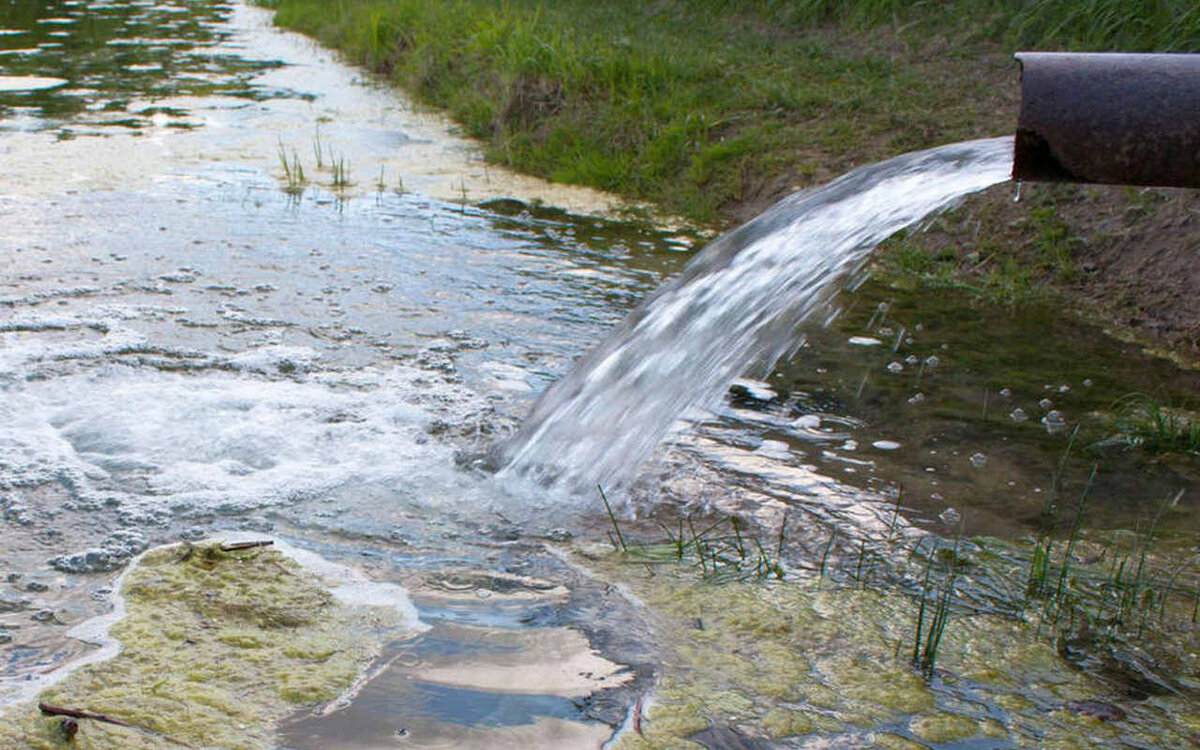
1013,52 -> 1200,189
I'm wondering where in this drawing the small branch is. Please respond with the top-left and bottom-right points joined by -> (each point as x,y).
220,540 -> 274,552
39,703 -> 135,728
39,702 -> 198,748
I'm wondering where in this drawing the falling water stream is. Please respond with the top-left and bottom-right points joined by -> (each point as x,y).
500,138 -> 1014,491
1,1 -> 1197,748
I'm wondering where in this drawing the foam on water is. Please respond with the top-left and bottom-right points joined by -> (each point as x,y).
500,137 -> 1014,492
0,332 -> 474,522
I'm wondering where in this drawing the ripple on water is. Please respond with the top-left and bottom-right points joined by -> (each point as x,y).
0,75 -> 68,91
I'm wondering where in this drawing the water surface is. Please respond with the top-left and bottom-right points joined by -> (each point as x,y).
1,1 -> 1195,746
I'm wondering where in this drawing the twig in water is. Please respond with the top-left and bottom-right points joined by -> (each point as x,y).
775,512 -> 787,560
38,703 -> 197,748
220,540 -> 274,552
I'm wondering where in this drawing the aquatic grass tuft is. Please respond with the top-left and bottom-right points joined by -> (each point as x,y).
330,155 -> 351,189
1108,393 -> 1200,455
312,129 -> 325,169
909,532 -> 962,679
597,484 -> 627,552
613,507 -> 785,582
276,141 -> 306,195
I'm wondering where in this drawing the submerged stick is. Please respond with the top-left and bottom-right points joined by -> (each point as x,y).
220,540 -> 274,552
38,703 -> 198,748
39,703 -> 135,728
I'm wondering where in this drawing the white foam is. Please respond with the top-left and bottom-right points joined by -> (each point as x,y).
0,354 -> 469,518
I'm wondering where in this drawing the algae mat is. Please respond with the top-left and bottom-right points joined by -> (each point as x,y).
0,542 -> 420,749
578,547 -> 1200,750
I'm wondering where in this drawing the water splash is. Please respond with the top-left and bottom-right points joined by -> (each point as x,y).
500,137 -> 1014,491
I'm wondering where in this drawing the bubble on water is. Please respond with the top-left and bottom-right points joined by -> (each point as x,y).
998,387 -> 1011,398
907,393 -> 925,405
938,507 -> 961,525
1058,384 -> 1070,393
923,355 -> 939,369
48,530 -> 148,574
969,452 -> 987,468
904,355 -> 919,366
871,440 -> 901,451
1082,378 -> 1093,387
1042,410 -> 1067,434
887,361 -> 903,373
1038,398 -> 1053,410
1009,407 -> 1028,422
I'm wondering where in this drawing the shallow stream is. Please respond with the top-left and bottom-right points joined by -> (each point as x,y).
1,2 -> 1196,748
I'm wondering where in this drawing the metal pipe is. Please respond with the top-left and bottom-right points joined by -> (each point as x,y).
1013,52 -> 1200,188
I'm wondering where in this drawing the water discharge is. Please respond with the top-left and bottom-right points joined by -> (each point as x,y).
2,1 -> 1197,746
502,137 -> 1015,491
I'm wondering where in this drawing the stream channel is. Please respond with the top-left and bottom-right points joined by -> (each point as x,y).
1,1 -> 1197,748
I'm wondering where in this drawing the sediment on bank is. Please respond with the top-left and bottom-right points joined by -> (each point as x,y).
260,0 -> 1199,360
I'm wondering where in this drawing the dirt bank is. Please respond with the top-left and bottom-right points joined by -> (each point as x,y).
873,183 -> 1200,364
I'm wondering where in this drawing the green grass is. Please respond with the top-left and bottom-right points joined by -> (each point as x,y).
259,0 -> 1198,355
258,0 -> 1195,225
1109,394 -> 1200,455
276,141 -> 306,195
330,154 -> 351,189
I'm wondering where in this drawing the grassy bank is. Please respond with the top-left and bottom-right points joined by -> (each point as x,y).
262,0 -> 1195,222
263,0 -> 1200,357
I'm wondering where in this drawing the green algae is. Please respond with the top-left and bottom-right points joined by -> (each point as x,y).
581,543 -> 1199,749
872,733 -> 928,750
0,542 -> 409,749
761,708 -> 815,739
908,712 -> 978,743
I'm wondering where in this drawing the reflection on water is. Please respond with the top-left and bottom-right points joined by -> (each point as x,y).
684,277 -> 1200,539
0,0 -> 289,131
